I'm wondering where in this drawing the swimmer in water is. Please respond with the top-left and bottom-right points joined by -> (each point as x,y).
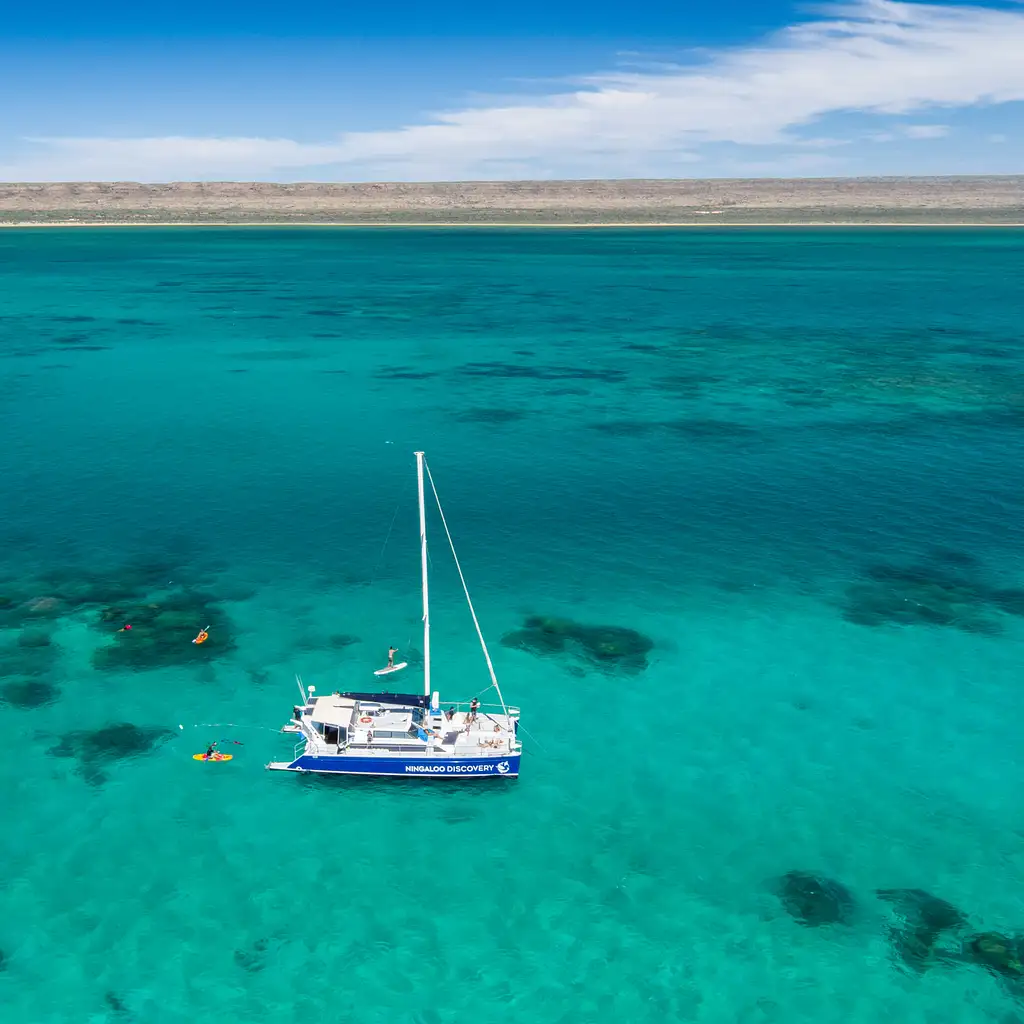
117,623 -> 132,632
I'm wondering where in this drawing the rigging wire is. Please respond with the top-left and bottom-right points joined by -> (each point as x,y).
369,501 -> 402,586
423,458 -> 509,718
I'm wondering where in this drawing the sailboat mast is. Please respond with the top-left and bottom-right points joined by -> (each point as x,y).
414,451 -> 431,699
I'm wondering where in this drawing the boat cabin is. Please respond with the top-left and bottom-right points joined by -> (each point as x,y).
295,690 -> 513,757
305,693 -> 437,752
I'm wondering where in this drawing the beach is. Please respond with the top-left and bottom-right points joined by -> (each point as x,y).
1,176 -> 1023,225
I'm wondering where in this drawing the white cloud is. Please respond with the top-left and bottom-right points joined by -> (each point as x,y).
902,124 -> 950,138
3,0 -> 1024,181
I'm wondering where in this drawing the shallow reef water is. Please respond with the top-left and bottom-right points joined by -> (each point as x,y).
2,228 -> 1024,1024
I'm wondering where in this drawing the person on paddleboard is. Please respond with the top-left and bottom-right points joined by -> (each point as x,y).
205,742 -> 217,761
386,646 -> 397,669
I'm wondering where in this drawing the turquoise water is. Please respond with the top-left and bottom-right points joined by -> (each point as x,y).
2,227 -> 1024,1023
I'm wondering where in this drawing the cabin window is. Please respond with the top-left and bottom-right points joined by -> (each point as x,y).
323,725 -> 339,745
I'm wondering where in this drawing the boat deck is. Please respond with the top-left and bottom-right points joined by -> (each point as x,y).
278,694 -> 519,762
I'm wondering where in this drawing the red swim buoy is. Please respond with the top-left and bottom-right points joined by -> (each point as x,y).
359,716 -> 373,724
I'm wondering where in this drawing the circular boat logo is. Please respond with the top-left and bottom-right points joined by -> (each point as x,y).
496,761 -> 510,774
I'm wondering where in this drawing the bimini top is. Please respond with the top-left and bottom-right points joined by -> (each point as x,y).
340,691 -> 430,708
310,696 -> 356,729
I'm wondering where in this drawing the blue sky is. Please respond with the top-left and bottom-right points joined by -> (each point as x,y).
1,0 -> 1023,181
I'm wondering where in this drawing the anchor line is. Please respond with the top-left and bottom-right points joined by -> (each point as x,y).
179,723 -> 282,733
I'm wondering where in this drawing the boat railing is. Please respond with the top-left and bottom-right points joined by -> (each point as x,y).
432,700 -> 519,720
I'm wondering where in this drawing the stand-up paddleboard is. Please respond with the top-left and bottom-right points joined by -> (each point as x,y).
193,752 -> 233,762
374,662 -> 408,676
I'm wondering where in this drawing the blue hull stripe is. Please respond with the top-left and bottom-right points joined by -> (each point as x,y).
285,754 -> 520,778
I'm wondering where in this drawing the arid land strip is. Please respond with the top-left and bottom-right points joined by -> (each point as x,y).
1,177 -> 1023,226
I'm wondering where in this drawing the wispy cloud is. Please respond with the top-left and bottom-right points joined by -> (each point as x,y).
3,0 -> 1024,181
902,124 -> 950,139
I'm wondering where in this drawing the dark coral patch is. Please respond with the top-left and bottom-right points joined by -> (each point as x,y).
500,615 -> 653,673
104,991 -> 130,1016
455,408 -> 526,424
588,417 -> 759,442
963,932 -> 1024,979
0,637 -> 60,678
877,888 -> 967,973
33,559 -> 184,608
842,562 -> 1016,635
457,362 -> 626,383
328,634 -> 361,649
662,418 -> 760,440
776,871 -> 856,927
0,680 -> 59,708
234,937 -> 271,973
49,723 -> 175,764
90,592 -> 236,671
0,595 -> 67,626
588,420 -> 658,437
17,629 -> 51,648
374,366 -> 438,380
650,374 -> 706,397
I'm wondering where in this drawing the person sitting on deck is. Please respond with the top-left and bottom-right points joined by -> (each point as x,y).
480,727 -> 504,749
445,706 -> 456,722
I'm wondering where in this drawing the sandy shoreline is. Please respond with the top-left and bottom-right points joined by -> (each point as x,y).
2,177 -> 1023,226
2,221 -> 1024,228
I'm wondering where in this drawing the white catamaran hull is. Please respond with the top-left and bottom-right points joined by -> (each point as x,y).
267,753 -> 520,777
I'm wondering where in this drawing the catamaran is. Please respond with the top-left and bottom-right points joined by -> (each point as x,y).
266,451 -> 522,779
